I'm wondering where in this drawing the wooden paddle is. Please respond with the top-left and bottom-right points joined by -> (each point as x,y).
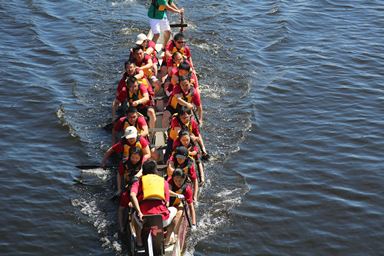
191,108 -> 210,161
181,198 -> 192,228
170,13 -> 187,31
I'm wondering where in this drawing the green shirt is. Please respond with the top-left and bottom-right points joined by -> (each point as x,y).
148,0 -> 173,20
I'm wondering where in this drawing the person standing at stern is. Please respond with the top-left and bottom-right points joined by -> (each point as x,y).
148,0 -> 184,50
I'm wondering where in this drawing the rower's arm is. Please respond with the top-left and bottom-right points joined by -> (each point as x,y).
138,58 -> 153,71
167,161 -> 175,177
134,69 -> 144,80
145,47 -> 154,56
193,178 -> 198,202
188,202 -> 196,226
139,124 -> 149,138
130,191 -> 143,220
176,94 -> 193,109
165,49 -> 173,60
142,145 -> 151,162
133,92 -> 149,106
101,147 -> 114,168
188,57 -> 195,71
135,169 -> 143,178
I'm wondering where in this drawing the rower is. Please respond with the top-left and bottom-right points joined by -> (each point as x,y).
168,168 -> 197,233
164,106 -> 208,163
101,126 -> 151,168
173,129 -> 205,186
173,61 -> 199,90
130,33 -> 158,76
112,106 -> 149,144
130,46 -> 155,80
164,33 -> 194,71
162,75 -> 203,128
112,76 -> 156,129
167,146 -> 199,202
130,160 -> 178,247
117,147 -> 143,233
116,61 -> 145,99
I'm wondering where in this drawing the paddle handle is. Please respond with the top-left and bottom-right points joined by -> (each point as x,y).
181,13 -> 184,32
182,199 -> 192,228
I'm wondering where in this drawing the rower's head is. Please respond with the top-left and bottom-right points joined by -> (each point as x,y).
178,129 -> 191,147
175,146 -> 188,164
126,76 -> 139,92
123,146 -> 143,167
179,75 -> 191,92
126,62 -> 136,75
172,168 -> 187,187
142,160 -> 158,175
133,45 -> 144,60
171,73 -> 179,86
135,33 -> 148,47
178,61 -> 190,76
178,106 -> 191,124
126,106 -> 138,124
172,52 -> 183,64
173,33 -> 186,49
122,126 -> 138,144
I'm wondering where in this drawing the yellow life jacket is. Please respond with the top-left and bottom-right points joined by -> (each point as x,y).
170,182 -> 188,207
169,114 -> 193,141
170,45 -> 187,58
123,137 -> 142,158
170,87 -> 195,110
127,87 -> 144,104
138,78 -> 150,90
142,174 -> 165,200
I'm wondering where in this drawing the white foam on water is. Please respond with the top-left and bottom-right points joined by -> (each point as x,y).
200,83 -> 228,99
111,0 -> 136,7
80,168 -> 109,181
71,198 -> 122,254
184,187 -> 247,254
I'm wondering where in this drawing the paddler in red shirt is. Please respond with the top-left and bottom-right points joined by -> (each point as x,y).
173,129 -> 205,186
117,147 -> 143,233
130,33 -> 159,77
101,126 -> 151,168
116,61 -> 145,98
167,146 -> 199,202
168,168 -> 197,232
112,106 -> 149,144
161,75 -> 203,128
163,33 -> 193,69
112,77 -> 156,129
130,160 -> 178,247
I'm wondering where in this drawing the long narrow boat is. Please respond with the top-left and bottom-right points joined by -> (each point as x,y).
125,26 -> 194,256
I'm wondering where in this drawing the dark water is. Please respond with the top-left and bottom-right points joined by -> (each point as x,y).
1,0 -> 384,255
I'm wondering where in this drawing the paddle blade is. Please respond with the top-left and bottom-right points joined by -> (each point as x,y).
170,24 -> 188,28
103,122 -> 113,131
201,153 -> 210,161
